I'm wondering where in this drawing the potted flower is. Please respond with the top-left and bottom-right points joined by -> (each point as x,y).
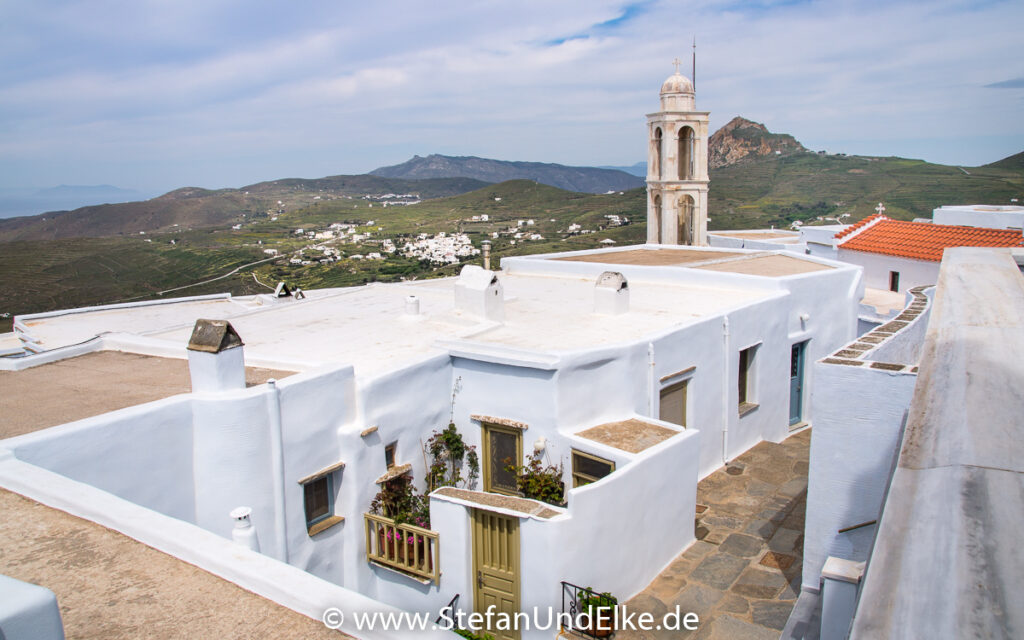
370,474 -> 432,569
578,589 -> 617,638
505,452 -> 565,506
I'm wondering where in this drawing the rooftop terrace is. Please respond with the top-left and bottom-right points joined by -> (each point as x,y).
0,489 -> 346,639
553,246 -> 833,276
12,248 -> 813,377
575,418 -> 680,454
0,351 -> 291,438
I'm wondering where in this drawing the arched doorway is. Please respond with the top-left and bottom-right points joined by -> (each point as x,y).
678,195 -> 695,245
652,194 -> 662,244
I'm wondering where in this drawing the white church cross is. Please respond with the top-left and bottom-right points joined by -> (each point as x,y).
875,203 -> 886,216
672,57 -> 682,74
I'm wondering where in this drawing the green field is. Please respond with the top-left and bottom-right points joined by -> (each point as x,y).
709,153 -> 1024,228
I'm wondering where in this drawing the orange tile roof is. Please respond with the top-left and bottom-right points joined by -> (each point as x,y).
835,213 -> 884,240
836,215 -> 1024,262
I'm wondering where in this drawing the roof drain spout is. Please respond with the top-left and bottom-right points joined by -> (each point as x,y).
648,342 -> 656,418
267,379 -> 289,563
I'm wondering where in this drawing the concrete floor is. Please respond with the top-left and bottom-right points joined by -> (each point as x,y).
0,489 -> 348,639
617,429 -> 810,639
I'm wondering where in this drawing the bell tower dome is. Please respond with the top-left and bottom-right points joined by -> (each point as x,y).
646,60 -> 709,246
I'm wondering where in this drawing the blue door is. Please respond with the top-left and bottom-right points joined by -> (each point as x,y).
789,342 -> 806,426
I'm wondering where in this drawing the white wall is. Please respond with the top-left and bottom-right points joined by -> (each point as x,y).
836,249 -> 938,295
802,362 -> 916,591
933,205 -> 1024,230
866,289 -> 934,365
707,233 -> 805,252
9,396 -> 197,522
344,354 -> 454,614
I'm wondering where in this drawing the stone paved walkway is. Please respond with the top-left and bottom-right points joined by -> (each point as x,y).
618,429 -> 810,639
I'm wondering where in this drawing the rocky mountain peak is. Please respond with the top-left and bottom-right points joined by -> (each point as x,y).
709,117 -> 808,169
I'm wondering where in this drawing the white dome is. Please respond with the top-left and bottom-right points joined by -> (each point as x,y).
660,72 -> 694,95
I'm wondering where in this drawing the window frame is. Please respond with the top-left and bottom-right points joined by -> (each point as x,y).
303,474 -> 334,529
571,449 -> 616,488
659,377 -> 690,428
482,422 -> 523,496
738,344 -> 760,416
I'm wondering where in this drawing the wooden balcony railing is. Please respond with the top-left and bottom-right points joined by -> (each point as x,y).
364,513 -> 440,584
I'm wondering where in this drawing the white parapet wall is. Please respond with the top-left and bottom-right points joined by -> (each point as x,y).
802,286 -> 933,591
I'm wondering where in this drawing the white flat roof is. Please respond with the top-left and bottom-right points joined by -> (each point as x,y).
144,272 -> 776,377
14,248 -> 805,378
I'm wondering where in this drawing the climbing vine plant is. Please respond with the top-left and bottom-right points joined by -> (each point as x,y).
424,422 -> 480,492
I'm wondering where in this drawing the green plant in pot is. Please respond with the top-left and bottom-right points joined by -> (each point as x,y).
424,422 -> 480,492
505,451 -> 565,506
578,589 -> 617,637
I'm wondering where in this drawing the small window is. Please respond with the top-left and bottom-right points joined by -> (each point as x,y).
738,345 -> 759,414
659,379 -> 689,427
572,450 -> 615,488
889,271 -> 900,292
303,475 -> 333,528
483,424 -> 522,495
384,443 -> 397,469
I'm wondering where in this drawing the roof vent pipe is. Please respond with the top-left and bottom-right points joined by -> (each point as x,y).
481,240 -> 491,271
594,271 -> 629,315
230,506 -> 261,553
405,295 -> 420,316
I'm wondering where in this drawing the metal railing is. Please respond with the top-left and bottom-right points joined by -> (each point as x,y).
364,512 -> 440,584
561,581 -> 617,638
436,593 -> 459,627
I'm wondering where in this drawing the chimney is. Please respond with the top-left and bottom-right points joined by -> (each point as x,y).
186,318 -> 246,392
454,265 -> 504,322
481,240 -> 492,270
230,506 -> 261,552
594,271 -> 629,315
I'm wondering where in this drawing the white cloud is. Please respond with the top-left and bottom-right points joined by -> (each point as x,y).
0,0 -> 1021,192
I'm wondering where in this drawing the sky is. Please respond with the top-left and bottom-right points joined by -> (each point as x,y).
1,0 -> 1022,195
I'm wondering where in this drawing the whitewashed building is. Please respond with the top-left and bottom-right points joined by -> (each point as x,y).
932,204 -> 1024,230
0,243 -> 861,640
833,213 -> 1023,295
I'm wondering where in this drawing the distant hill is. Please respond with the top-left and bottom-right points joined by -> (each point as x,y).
598,162 -> 646,177
709,117 -> 808,169
708,152 -> 1024,228
370,154 -> 644,193
0,175 -> 489,243
0,184 -> 145,219
984,150 -> 1024,170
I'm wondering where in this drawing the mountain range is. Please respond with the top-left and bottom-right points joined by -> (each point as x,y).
1,116 -> 1021,244
370,155 -> 644,193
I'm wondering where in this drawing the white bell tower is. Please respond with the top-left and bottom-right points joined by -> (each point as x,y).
646,58 -> 709,246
